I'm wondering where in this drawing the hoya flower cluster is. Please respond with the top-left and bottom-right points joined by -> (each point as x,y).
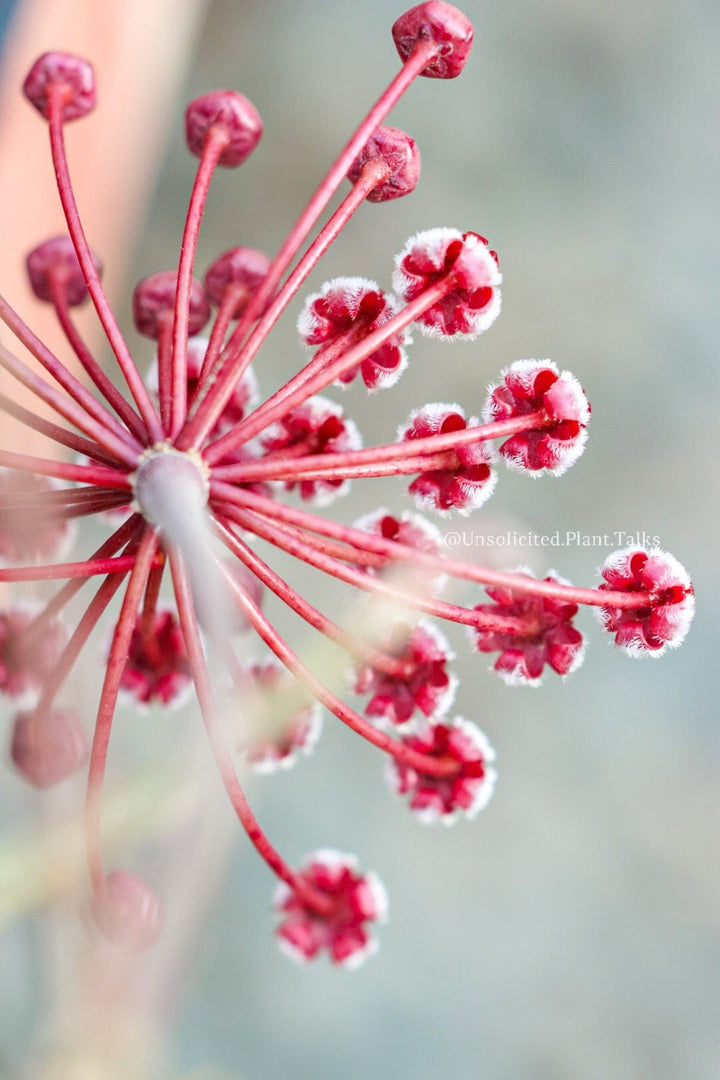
0,2 -> 694,967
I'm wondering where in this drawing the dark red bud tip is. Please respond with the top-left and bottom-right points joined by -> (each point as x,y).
347,126 -> 421,202
204,246 -> 272,316
26,236 -> 102,307
392,2 -> 474,79
89,871 -> 164,951
23,52 -> 96,122
132,271 -> 210,339
185,90 -> 263,167
10,708 -> 88,789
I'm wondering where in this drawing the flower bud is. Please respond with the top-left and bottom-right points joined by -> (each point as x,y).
185,90 -> 262,167
346,126 -> 420,202
392,3 -> 474,79
89,871 -> 164,951
26,236 -> 102,308
23,52 -> 96,122
10,707 -> 87,788
204,246 -> 272,317
132,271 -> 210,339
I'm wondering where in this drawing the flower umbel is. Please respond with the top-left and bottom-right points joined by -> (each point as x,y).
0,2 -> 694,966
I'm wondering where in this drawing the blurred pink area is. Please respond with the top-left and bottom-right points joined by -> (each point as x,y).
0,0 -> 209,449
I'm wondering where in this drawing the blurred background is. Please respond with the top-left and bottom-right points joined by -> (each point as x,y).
0,0 -> 718,1077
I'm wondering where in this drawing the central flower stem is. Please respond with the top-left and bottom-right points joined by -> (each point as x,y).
134,444 -> 235,689
133,443 -> 209,531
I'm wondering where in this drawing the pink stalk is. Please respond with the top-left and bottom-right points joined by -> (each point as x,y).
35,564 -> 131,715
179,39 -> 439,450
213,413 -> 546,484
0,294 -> 143,452
1,491 -> 131,524
0,449 -> 130,488
0,340 -> 141,467
237,514 -> 386,569
156,318 -> 174,432
217,503 -> 529,635
211,484 -> 655,613
2,484 -> 128,507
213,535 -> 462,780
197,41 -> 433,354
50,493 -> 132,520
168,551 -> 335,915
195,293 -> 364,424
180,158 -> 391,445
204,272 -> 469,464
138,560 -> 166,666
169,127 -> 229,437
0,391 -> 126,467
231,450 -> 458,485
48,274 -> 148,442
1,494 -> 129,523
84,528 -> 158,893
46,89 -> 163,442
195,318 -> 375,456
194,285 -> 245,388
294,452 -> 466,484
0,553 -> 143,583
216,518 -> 416,678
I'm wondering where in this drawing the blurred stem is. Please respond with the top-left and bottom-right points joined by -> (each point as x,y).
0,758 -> 200,929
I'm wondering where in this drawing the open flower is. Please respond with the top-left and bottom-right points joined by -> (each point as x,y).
273,849 -> 388,968
388,717 -> 497,824
483,359 -> 590,476
598,547 -> 695,656
393,228 -> 502,339
259,396 -> 362,505
239,658 -> 323,774
471,570 -> 585,686
398,402 -> 497,514
352,508 -> 446,596
297,277 -> 411,392
354,619 -> 457,728
117,607 -> 193,708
